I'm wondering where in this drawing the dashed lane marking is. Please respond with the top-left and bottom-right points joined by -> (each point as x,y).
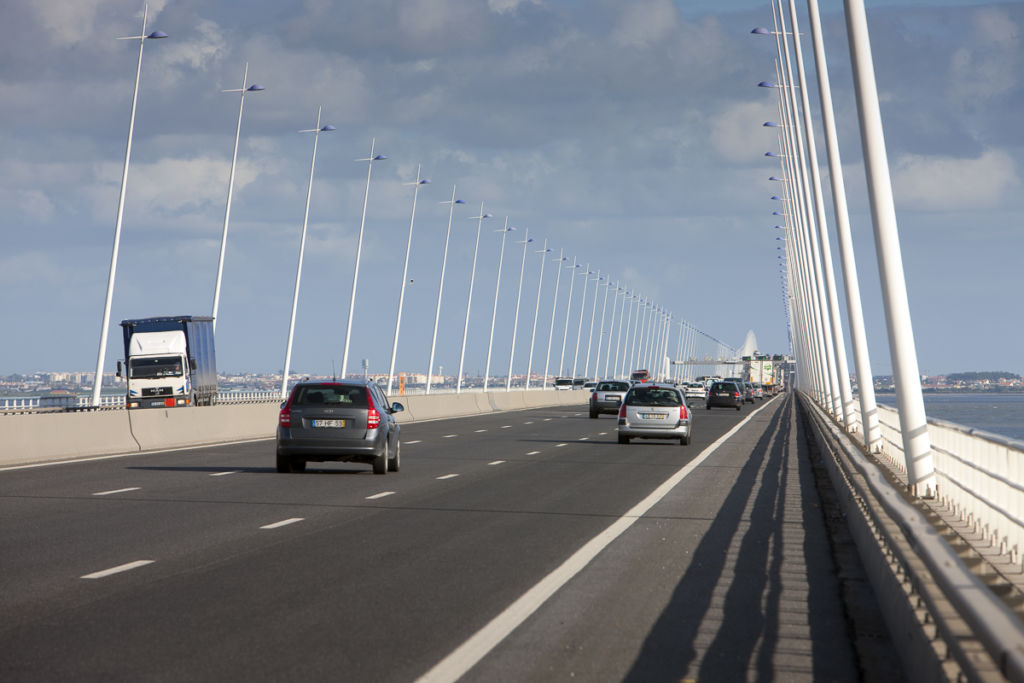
443,434 -> 458,439
578,437 -> 589,441
406,440 -> 422,445
555,443 -> 567,448
210,471 -> 239,477
366,491 -> 396,500
260,518 -> 304,530
475,429 -> 487,433
81,560 -> 154,580
93,487 -> 141,496
437,474 -> 460,480
526,451 -> 541,456
488,461 -> 506,466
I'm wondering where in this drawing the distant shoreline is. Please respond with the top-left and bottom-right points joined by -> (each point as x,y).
873,390 -> 1024,396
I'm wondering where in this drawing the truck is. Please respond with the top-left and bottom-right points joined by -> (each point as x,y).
118,316 -> 217,408
749,358 -> 775,393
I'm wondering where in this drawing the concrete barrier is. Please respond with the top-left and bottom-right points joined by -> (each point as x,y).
0,390 -> 587,468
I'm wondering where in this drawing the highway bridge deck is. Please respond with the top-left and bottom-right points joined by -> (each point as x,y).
0,394 -> 896,681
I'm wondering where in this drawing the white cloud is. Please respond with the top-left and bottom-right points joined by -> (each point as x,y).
709,100 -> 778,164
611,0 -> 679,48
488,0 -> 541,14
155,18 -> 228,81
948,8 -> 1019,105
892,149 -> 1019,210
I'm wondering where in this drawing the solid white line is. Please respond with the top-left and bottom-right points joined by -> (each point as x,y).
415,400 -> 774,683
260,518 -> 304,530
437,474 -> 459,480
406,440 -> 423,445
366,491 -> 396,500
81,560 -> 154,580
92,487 -> 140,496
488,461 -> 506,466
526,451 -> 541,456
443,434 -> 458,439
210,470 -> 240,477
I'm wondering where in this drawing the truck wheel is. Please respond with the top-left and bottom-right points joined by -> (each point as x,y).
388,438 -> 401,473
373,441 -> 388,475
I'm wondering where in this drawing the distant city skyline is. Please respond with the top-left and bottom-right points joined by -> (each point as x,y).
2,0 -> 1021,378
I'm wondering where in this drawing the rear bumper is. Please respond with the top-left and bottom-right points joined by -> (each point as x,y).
590,399 -> 622,414
276,428 -> 385,462
617,420 -> 690,440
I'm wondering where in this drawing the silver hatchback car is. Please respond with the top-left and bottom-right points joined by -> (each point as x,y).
276,380 -> 404,474
617,384 -> 692,445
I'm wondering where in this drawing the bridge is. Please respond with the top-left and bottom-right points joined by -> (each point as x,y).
4,1 -> 1024,682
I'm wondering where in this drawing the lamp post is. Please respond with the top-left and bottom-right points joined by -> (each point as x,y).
616,291 -> 635,379
524,241 -> 551,389
426,187 -> 465,394
212,64 -> 264,334
457,205 -> 491,392
593,277 -> 611,379
281,109 -> 334,398
341,138 -> 387,380
387,166 -> 429,395
92,7 -> 167,406
558,257 -> 579,378
570,265 -> 592,381
541,250 -> 566,389
602,284 -> 620,379
506,230 -> 532,390
484,218 -> 515,392
583,272 -> 603,380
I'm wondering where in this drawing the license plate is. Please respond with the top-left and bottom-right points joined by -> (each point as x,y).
610,396 -> 621,403
641,413 -> 665,420
312,419 -> 345,428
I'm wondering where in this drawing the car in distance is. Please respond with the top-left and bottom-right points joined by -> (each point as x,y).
630,369 -> 651,383
752,382 -> 764,400
277,380 -> 404,474
590,380 -> 630,418
683,382 -> 706,400
706,381 -> 743,410
553,377 -> 574,391
617,383 -> 692,445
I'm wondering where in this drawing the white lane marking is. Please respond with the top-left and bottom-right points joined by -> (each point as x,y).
475,429 -> 488,433
437,474 -> 460,480
488,460 -> 506,466
578,437 -> 589,441
543,418 -> 552,422
443,434 -> 458,439
526,451 -> 541,456
366,491 -> 396,500
210,471 -> 240,477
415,399 -> 773,683
92,487 -> 141,496
523,421 -> 533,425
81,560 -> 154,580
555,443 -> 567,448
598,432 -> 608,436
406,440 -> 423,445
260,518 -> 304,530
501,425 -> 511,429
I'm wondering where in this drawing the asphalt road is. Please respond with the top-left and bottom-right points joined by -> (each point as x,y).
1,392 -> 862,682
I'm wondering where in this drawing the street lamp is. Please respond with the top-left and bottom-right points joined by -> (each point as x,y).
92,7 -> 167,406
558,257 -> 580,378
426,187 -> 465,394
571,266 -> 594,381
506,230 -> 533,391
588,274 -> 608,380
525,241 -> 551,389
483,219 -> 515,392
341,138 -> 387,379
281,109 -> 335,398
542,250 -> 567,388
457,205 -> 491,392
387,166 -> 429,395
602,284 -> 620,378
212,64 -> 264,335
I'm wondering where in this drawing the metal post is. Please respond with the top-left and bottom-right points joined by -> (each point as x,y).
483,218 -> 511,392
541,250 -> 565,389
388,165 -> 427,395
457,204 -> 489,393
506,229 -> 530,391
426,186 -> 464,394
525,241 -> 550,389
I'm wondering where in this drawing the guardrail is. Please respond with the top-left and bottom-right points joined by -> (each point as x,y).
844,402 -> 1024,572
801,393 -> 1024,682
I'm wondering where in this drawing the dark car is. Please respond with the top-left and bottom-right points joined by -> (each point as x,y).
276,380 -> 404,474
706,381 -> 743,410
590,379 -> 630,418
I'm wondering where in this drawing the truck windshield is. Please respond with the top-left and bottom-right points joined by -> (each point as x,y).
129,357 -> 183,379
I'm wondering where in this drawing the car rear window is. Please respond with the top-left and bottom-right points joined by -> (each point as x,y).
597,382 -> 630,392
292,384 -> 368,407
626,387 -> 682,406
711,382 -> 737,392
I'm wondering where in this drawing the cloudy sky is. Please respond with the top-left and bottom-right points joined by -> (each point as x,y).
1,0 -> 1021,381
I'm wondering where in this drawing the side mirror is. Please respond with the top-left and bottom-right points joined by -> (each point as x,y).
391,402 -> 405,413
190,358 -> 198,371
280,402 -> 287,409
116,361 -> 123,378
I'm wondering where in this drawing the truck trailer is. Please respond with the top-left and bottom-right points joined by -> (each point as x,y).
118,316 -> 217,408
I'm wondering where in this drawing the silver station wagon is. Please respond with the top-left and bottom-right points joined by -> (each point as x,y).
617,383 -> 692,445
276,380 -> 404,474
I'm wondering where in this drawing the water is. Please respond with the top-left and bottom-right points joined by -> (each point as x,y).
875,393 -> 1024,442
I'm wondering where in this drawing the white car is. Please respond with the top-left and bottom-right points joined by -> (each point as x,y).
684,382 -> 706,400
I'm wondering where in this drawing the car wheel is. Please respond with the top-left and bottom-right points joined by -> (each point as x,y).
736,405 -> 741,411
680,434 -> 691,446
589,409 -> 598,419
276,451 -> 291,473
373,440 -> 388,475
292,458 -> 306,473
618,434 -> 630,445
706,404 -> 711,410
388,438 -> 401,472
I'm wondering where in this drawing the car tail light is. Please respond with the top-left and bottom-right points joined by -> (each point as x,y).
618,403 -> 627,419
279,392 -> 294,427
679,404 -> 688,420
366,390 -> 380,429
591,392 -> 598,401
734,392 -> 741,398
